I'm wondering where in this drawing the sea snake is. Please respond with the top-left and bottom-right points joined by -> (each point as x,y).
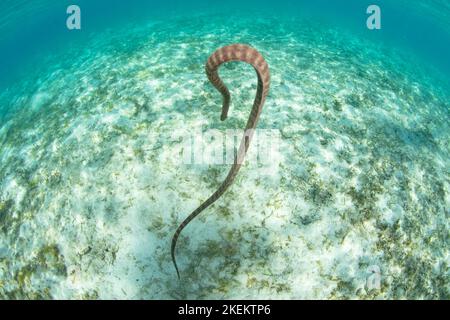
171,44 -> 270,279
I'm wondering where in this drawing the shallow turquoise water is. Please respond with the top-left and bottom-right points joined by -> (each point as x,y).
0,1 -> 449,299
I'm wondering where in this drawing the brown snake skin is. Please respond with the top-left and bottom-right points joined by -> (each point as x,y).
171,44 -> 270,279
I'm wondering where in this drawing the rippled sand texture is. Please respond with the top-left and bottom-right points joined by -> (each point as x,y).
0,14 -> 449,299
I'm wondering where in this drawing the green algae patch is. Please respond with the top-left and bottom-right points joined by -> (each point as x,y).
37,244 -> 68,276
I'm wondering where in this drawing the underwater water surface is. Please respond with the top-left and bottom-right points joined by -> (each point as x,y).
0,1 -> 449,299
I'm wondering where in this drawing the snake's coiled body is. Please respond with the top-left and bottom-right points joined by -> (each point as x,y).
171,44 -> 270,279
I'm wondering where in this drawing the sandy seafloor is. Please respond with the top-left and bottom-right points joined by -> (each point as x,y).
0,13 -> 449,299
